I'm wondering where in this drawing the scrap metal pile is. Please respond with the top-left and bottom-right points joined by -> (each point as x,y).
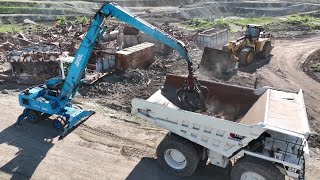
9,44 -> 62,84
0,21 -> 194,84
0,22 -> 121,84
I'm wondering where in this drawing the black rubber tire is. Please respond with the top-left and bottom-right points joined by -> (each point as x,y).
156,134 -> 201,177
239,48 -> 254,65
231,156 -> 285,180
52,117 -> 66,130
26,110 -> 40,123
260,41 -> 272,59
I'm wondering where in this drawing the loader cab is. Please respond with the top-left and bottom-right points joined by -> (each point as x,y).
245,24 -> 263,40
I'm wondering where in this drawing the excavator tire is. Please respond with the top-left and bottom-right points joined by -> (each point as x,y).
239,47 -> 254,65
26,110 -> 41,123
260,41 -> 272,59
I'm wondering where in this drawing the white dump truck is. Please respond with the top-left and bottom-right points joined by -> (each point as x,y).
131,74 -> 310,180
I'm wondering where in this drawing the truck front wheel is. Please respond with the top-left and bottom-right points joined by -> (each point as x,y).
231,156 -> 284,180
156,133 -> 200,177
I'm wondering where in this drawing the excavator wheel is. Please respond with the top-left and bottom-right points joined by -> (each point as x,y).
260,41 -> 272,59
53,116 -> 67,130
239,48 -> 254,65
26,110 -> 41,123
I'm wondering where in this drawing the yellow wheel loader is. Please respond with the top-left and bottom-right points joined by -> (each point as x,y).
223,24 -> 273,65
199,24 -> 273,79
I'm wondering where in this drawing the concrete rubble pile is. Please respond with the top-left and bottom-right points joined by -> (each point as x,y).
0,22 -> 121,84
0,21 -> 194,85
78,54 -> 179,112
154,23 -> 196,44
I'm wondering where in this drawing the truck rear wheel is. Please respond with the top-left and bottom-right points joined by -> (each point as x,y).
156,133 -> 200,177
231,156 -> 284,180
239,48 -> 254,65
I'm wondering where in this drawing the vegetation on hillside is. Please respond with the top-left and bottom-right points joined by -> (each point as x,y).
56,16 -> 68,25
56,16 -> 90,26
187,18 -> 230,30
0,24 -> 23,33
285,14 -> 320,30
179,14 -> 320,32
74,16 -> 90,25
0,23 -> 47,33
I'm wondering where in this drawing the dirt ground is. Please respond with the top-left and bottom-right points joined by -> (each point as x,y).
1,35 -> 320,180
303,49 -> 320,83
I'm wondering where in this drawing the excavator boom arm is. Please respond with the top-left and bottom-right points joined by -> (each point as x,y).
60,2 -> 192,105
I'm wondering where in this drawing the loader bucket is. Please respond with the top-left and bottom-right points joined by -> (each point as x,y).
199,47 -> 237,79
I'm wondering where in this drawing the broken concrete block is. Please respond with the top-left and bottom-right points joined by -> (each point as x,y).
115,42 -> 155,71
117,35 -> 139,48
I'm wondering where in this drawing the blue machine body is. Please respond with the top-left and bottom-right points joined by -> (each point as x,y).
16,2 -> 193,138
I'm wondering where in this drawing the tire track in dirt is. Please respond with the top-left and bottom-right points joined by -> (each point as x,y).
77,124 -> 156,159
258,36 -> 320,133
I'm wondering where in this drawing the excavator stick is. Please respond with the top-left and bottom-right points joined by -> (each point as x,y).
199,47 -> 238,79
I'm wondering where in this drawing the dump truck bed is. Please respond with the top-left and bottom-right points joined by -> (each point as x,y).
137,74 -> 310,138
139,87 -> 309,138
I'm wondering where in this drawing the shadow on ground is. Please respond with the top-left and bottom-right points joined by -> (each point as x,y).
0,82 -> 29,92
126,157 -> 231,180
0,119 -> 60,179
238,56 -> 272,74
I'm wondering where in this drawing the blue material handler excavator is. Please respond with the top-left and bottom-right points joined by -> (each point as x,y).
15,2 -> 208,139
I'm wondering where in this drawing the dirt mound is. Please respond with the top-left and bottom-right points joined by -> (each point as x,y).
302,49 -> 320,83
266,21 -> 316,39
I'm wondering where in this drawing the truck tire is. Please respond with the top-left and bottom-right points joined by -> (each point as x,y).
156,134 -> 200,177
231,156 -> 284,180
239,48 -> 254,65
260,41 -> 272,59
